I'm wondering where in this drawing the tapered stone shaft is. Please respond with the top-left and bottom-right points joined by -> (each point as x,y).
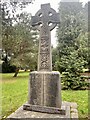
38,24 -> 52,71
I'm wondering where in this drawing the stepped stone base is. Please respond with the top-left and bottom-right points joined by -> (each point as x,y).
7,102 -> 78,120
23,103 -> 66,114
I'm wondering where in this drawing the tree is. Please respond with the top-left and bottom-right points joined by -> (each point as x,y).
1,0 -> 35,54
12,12 -> 38,76
55,2 -> 88,89
2,12 -> 38,76
1,1 -> 39,76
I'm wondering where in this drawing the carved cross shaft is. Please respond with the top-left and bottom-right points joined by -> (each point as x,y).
31,3 -> 60,71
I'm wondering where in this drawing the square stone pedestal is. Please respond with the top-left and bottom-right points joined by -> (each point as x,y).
28,71 -> 62,108
7,102 -> 78,120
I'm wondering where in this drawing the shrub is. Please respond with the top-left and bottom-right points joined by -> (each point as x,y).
61,72 -> 88,90
2,62 -> 16,73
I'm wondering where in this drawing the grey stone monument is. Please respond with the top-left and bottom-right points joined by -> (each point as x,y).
7,3 -> 78,119
23,3 -> 62,113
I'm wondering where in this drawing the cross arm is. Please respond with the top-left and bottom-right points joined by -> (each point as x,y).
49,13 -> 60,24
31,16 -> 41,27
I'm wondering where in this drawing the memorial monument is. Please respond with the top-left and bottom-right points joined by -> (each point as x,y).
7,3 -> 78,119
23,3 -> 63,113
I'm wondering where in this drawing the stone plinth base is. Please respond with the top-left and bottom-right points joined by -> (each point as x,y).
23,103 -> 66,114
7,102 -> 78,120
29,71 -> 62,108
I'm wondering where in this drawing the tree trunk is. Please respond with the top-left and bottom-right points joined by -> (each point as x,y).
88,61 -> 90,72
13,67 -> 19,77
24,69 -> 27,72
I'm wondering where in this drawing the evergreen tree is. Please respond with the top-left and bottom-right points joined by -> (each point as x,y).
55,2 -> 88,89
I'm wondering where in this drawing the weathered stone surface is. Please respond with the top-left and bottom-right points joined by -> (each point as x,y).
23,104 -> 66,114
31,3 -> 60,71
70,102 -> 78,119
71,108 -> 78,113
28,71 -> 62,108
7,102 -> 72,119
71,113 -> 78,118
70,102 -> 77,109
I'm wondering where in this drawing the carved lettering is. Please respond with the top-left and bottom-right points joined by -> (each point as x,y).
39,53 -> 50,70
40,36 -> 49,53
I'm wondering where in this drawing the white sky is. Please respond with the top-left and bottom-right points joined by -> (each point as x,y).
24,0 -> 89,47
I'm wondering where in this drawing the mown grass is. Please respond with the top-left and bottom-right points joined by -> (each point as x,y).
62,90 -> 88,118
0,72 -> 88,119
1,72 -> 29,119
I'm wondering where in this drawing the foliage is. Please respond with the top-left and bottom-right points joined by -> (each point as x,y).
52,47 -> 58,70
8,12 -> 38,70
1,72 -> 88,119
2,62 -> 16,73
0,50 -> 16,73
1,1 -> 38,74
55,2 -> 88,89
53,48 -> 88,90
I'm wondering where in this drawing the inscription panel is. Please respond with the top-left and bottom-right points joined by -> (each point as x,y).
40,35 -> 50,53
39,53 -> 50,70
44,73 -> 61,108
29,73 -> 43,105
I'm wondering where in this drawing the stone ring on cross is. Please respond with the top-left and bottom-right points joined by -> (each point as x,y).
31,3 -> 60,31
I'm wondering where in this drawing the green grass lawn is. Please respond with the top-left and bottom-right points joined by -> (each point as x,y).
0,72 -> 88,119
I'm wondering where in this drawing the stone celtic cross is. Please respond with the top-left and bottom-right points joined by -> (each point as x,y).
31,3 -> 60,71
23,3 -> 62,114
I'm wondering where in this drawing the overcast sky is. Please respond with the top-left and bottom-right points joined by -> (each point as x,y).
24,0 -> 89,47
